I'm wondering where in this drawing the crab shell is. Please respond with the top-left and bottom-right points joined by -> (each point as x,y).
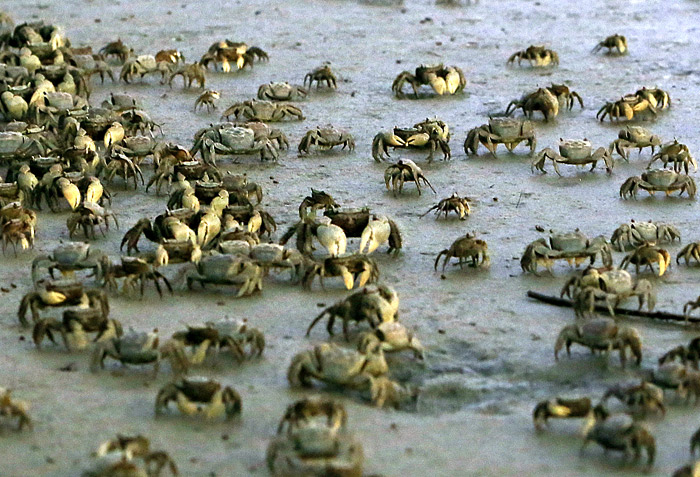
559,139 -> 592,160
488,117 -> 524,138
50,241 -> 91,265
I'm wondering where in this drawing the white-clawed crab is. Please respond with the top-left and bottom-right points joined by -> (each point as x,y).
298,126 -> 355,155
507,45 -> 559,67
119,54 -> 173,83
464,117 -> 536,157
384,159 -> 436,196
257,81 -> 308,101
17,279 -> 109,327
372,118 -> 450,162
186,254 -> 264,297
190,122 -> 288,164
647,139 -> 697,174
434,233 -> 489,272
620,243 -> 671,277
532,396 -> 593,431
323,208 -> 403,255
554,317 -> 642,368
288,340 -> 414,409
89,434 -> 179,477
592,34 -> 628,55
521,230 -> 613,274
31,241 -> 106,284
610,220 -> 680,251
532,139 -> 614,175
391,64 -> 466,98
609,126 -> 662,161
561,267 -> 655,318
620,169 -> 697,199
302,254 -> 379,290
221,99 -> 304,122
155,376 -> 241,420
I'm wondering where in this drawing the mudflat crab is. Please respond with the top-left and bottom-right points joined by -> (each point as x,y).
324,207 -> 402,255
609,126 -> 661,161
392,64 -> 466,98
280,217 -> 347,257
650,362 -> 700,403
505,87 -> 559,121
464,117 -> 536,157
592,34 -> 628,55
507,45 -> 559,67
420,193 -> 471,220
258,81 -> 308,101
18,279 -> 109,327
155,377 -> 241,420
597,88 -> 670,122
102,256 -> 173,298
601,381 -> 665,416
620,243 -> 671,276
194,90 -> 219,112
372,118 -> 450,162
191,122 -> 288,164
304,63 -> 337,89
298,126 -> 355,155
620,169 -> 697,199
32,304 -> 122,351
677,242 -> 700,267
302,254 -> 379,290
221,99 -> 304,122
434,233 -> 489,271
186,254 -> 263,297
0,388 -> 31,431
90,434 -> 178,477
532,397 -> 592,431
384,159 -> 436,196
610,220 -> 680,251
647,140 -> 697,174
200,40 -> 268,72
554,317 -> 642,367
364,322 -> 424,359
521,230 -> 613,274
532,139 -> 614,175
66,201 -> 119,240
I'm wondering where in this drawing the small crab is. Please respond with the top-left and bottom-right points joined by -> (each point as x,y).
554,317 -> 642,367
120,54 -> 173,83
32,303 -> 121,351
18,279 -> 109,327
373,118 -> 450,162
31,241 -> 105,284
620,169 -> 697,199
677,242 -> 700,267
99,39 -> 132,63
304,63 -> 337,89
592,34 -> 628,55
521,230 -> 613,274
361,322 -> 424,360
67,201 -> 119,240
546,84 -> 584,111
303,254 -> 379,290
102,256 -> 173,298
420,193 -> 471,220
650,362 -> 700,403
186,254 -> 263,297
101,152 -> 145,189
647,140 -> 697,174
191,122 -> 288,164
193,90 -> 220,112
92,434 -> 178,477
306,284 -> 398,339
280,217 -> 347,257
298,126 -> 355,155
597,88 -> 669,122
532,397 -> 592,431
200,40 -> 268,72
505,87 -> 559,121
610,126 -> 662,161
267,397 -> 363,477
434,233 -> 489,271
601,381 -> 665,416
155,376 -> 241,420
384,159 -> 436,196
464,117 -> 536,157
221,99 -> 304,122
620,243 -> 671,276
610,220 -> 680,251
532,139 -> 614,175
167,62 -> 206,89
392,64 -> 466,98
0,387 -> 31,431
507,45 -> 559,67
257,81 -> 308,101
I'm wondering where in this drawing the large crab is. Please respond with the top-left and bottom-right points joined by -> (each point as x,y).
155,377 -> 241,420
384,159 -> 436,196
505,87 -> 559,121
119,54 -> 173,83
302,254 -> 379,290
186,254 -> 263,297
257,81 -> 308,101
298,126 -> 355,155
306,284 -> 399,339
592,34 -> 628,55
0,388 -> 31,431
324,207 -> 402,255
620,243 -> 671,276
288,340 -> 413,408
561,267 -> 655,318
31,241 -> 105,284
532,397 -> 592,431
650,362 -> 700,403
420,193 -> 471,220
620,169 -> 697,199
601,381 -> 665,416
554,317 -> 642,367
372,118 -> 450,162
18,279 -> 109,327
32,302 -> 122,351
464,117 -> 536,157
609,126 -> 662,161
267,397 -> 363,477
191,122 -> 288,164
91,434 -> 178,477
221,99 -> 304,122
280,217 -> 347,257
391,64 -> 466,98
610,220 -> 680,251
647,139 -> 697,174
521,230 -> 613,274
507,45 -> 559,67
532,139 -> 614,175
91,329 -> 187,376
434,233 -> 489,272
597,88 -> 670,122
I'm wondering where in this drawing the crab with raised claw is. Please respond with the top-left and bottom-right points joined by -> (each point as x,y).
280,217 -> 347,257
392,64 -> 466,98
532,139 -> 614,175
32,302 -> 121,351
267,397 -> 363,477
609,126 -> 661,161
532,397 -> 592,431
521,230 -> 613,275
507,45 -> 559,67
554,317 -> 642,368
384,159 -> 436,196
306,284 -> 399,339
221,99 -> 304,122
647,139 -> 697,174
620,243 -> 671,276
464,117 -> 536,157
257,81 -> 308,101
592,34 -> 628,55
620,169 -> 697,199
434,233 -> 489,272
18,279 -> 109,327
505,87 -> 559,121
90,434 -> 179,477
373,118 -> 450,162
304,63 -> 337,89
303,254 -> 379,290
186,254 -> 263,297
421,193 -> 471,220
547,84 -> 584,111
610,220 -> 680,251
324,208 -> 402,255
298,126 -> 355,155
155,376 -> 241,420
191,122 -> 288,164
597,88 -> 669,122
601,381 -> 665,416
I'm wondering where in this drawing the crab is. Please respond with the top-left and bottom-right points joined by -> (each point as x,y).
592,34 -> 628,55
191,122 -> 288,164
677,242 -> 700,268
520,230 -> 613,274
561,267 -> 655,318
186,254 -> 263,297
647,140 -> 697,174
650,362 -> 700,403
391,64 -> 466,98
119,108 -> 163,137
609,126 -> 662,161
99,39 -> 132,63
597,94 -> 659,122
147,156 -> 221,194
324,208 -> 402,255
267,397 -> 363,477
683,296 -> 700,324
280,217 -> 348,257
193,90 -> 219,112
299,189 -> 339,219
32,303 -> 122,351
658,339 -> 700,368
363,321 -> 424,359
601,381 -> 665,416
532,397 -> 592,431
0,388 -> 31,431
420,193 -> 471,220
257,81 -> 308,101
221,99 -> 304,122
306,284 -> 398,339
31,241 -> 105,284
0,130 -> 45,162
507,45 -> 559,67
384,159 -> 436,196
34,168 -> 81,212
298,126 -> 355,155
505,87 -> 559,121
223,203 -> 276,237
620,243 -> 671,276
102,256 -> 173,297
245,243 -> 304,280
303,254 -> 379,290
304,63 -> 338,89
372,118 -> 450,162
101,152 -> 145,189
2,216 -> 34,256
120,54 -> 173,83
464,117 -> 536,157
555,318 -> 642,367
222,173 -> 264,205
18,279 -> 109,327
67,201 -> 119,240
620,169 -> 697,199
167,62 -> 206,89
546,83 -> 585,111
199,40 -> 268,72
581,406 -> 655,470
288,340 -> 413,408
92,434 -> 179,477
32,91 -> 88,128
155,376 -> 241,420
610,220 -> 680,251
120,209 -> 203,254
434,233 -> 489,271
532,139 -> 614,175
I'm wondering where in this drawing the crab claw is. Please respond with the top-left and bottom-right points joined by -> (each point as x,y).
316,223 -> 347,257
445,69 -> 462,94
359,217 -> 391,254
336,265 -> 355,290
